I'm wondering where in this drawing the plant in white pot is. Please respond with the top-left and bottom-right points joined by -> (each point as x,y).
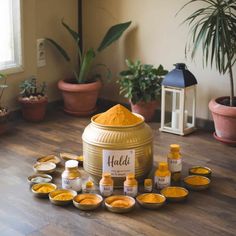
118,59 -> 168,122
179,0 -> 236,145
0,73 -> 10,134
46,20 -> 131,116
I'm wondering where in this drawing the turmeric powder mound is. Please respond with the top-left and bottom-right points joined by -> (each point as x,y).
185,176 -> 209,186
139,194 -> 164,204
110,200 -> 130,208
161,187 -> 188,198
35,185 -> 56,193
79,198 -> 98,205
94,104 -> 142,126
53,193 -> 74,201
190,167 -> 210,175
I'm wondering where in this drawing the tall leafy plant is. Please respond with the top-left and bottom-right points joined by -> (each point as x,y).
178,0 -> 236,106
46,20 -> 131,84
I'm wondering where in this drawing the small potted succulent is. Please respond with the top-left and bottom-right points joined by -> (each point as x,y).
118,59 -> 168,121
0,73 -> 10,134
19,76 -> 47,122
46,20 -> 131,116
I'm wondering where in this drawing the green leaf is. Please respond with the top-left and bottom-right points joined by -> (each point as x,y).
78,48 -> 96,83
45,38 -> 71,62
97,21 -> 131,52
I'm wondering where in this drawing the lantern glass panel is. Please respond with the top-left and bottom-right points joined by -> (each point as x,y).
184,86 -> 195,128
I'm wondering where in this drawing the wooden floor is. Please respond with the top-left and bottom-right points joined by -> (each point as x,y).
1,107 -> 236,236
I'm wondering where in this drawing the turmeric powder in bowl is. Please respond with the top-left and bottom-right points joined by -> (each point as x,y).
73,194 -> 103,211
31,183 -> 57,198
184,175 -> 210,191
189,166 -> 212,178
137,193 -> 166,209
94,104 -> 142,126
161,187 -> 189,202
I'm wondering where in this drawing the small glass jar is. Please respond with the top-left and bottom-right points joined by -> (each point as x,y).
99,172 -> 114,197
144,179 -> 153,192
82,180 -> 95,193
62,160 -> 82,192
154,162 -> 171,189
124,173 -> 138,197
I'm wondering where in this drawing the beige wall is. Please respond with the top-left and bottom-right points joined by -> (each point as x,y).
4,0 -> 78,110
83,0 -> 236,120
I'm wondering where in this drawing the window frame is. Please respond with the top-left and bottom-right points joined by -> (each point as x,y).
0,0 -> 24,75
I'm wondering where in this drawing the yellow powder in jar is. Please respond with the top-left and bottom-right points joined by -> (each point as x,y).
191,167 -> 209,175
94,104 -> 142,126
53,193 -> 74,201
110,200 -> 130,208
162,187 -> 187,198
35,185 -> 55,193
185,176 -> 209,186
139,194 -> 164,203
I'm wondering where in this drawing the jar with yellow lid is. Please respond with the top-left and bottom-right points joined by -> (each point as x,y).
99,172 -> 114,197
82,180 -> 95,193
62,160 -> 82,192
154,162 -> 171,189
144,179 -> 153,192
167,144 -> 182,182
124,173 -> 138,197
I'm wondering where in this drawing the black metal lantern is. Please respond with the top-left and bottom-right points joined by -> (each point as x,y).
159,63 -> 197,135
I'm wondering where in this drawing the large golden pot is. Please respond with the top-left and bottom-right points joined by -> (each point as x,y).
82,114 -> 153,188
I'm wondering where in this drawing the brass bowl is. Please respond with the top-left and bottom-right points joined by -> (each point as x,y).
184,175 -> 211,191
161,187 -> 189,202
31,183 -> 57,198
189,166 -> 212,178
82,113 -> 153,188
36,155 -> 61,165
105,195 -> 135,213
136,193 -> 166,209
73,193 -> 103,211
49,189 -> 77,206
27,173 -> 52,186
33,162 -> 56,174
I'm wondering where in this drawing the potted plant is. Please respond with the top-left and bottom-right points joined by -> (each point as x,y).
0,73 -> 10,134
46,20 -> 131,116
118,59 -> 168,121
179,0 -> 236,145
19,76 -> 47,122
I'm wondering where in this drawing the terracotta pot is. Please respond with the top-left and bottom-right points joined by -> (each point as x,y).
130,100 -> 158,122
209,96 -> 236,146
18,97 -> 48,122
0,110 -> 10,135
58,79 -> 102,116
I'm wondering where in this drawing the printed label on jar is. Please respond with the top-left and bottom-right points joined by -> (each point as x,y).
144,185 -> 152,193
102,149 -> 135,178
99,185 -> 113,197
168,158 -> 182,172
62,177 -> 82,192
124,185 -> 138,197
155,176 -> 170,189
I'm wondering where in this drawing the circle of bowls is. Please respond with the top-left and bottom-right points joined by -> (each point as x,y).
184,175 -> 211,191
161,186 -> 189,202
136,193 -> 166,209
73,193 -> 103,211
49,189 -> 77,206
105,195 -> 136,213
31,183 -> 57,198
27,173 -> 53,186
33,162 -> 56,174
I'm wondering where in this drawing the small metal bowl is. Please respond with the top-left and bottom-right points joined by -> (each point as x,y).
60,153 -> 83,166
184,175 -> 211,191
105,195 -> 135,213
161,187 -> 189,202
31,183 -> 57,198
136,193 -> 166,209
33,162 -> 56,174
49,189 -> 77,206
73,193 -> 103,211
36,155 -> 61,165
27,174 -> 52,186
189,166 -> 212,178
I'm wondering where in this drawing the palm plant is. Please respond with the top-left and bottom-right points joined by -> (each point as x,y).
46,20 -> 131,84
178,0 -> 236,106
